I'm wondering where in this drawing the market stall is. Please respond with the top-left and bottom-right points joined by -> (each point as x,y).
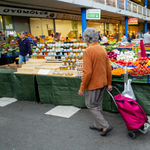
1,40 -> 150,114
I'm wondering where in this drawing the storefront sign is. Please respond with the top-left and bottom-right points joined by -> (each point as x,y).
86,9 -> 101,20
88,19 -> 120,24
0,6 -> 57,18
57,13 -> 81,21
128,18 -> 138,25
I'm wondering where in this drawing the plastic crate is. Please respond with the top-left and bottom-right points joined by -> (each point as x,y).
126,48 -> 132,51
148,78 -> 150,83
129,75 -> 148,83
117,48 -> 123,51
131,78 -> 148,83
112,77 -> 124,82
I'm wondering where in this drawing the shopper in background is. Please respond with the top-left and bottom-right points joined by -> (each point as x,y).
131,33 -> 135,40
78,28 -> 113,136
53,32 -> 60,42
98,31 -> 101,41
18,31 -> 31,64
135,32 -> 139,39
141,32 -> 144,38
144,29 -> 150,44
137,31 -> 142,39
114,32 -> 119,42
121,33 -> 127,42
128,35 -> 131,42
102,34 -> 108,43
0,31 -> 3,43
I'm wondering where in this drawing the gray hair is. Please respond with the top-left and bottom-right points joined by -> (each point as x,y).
83,28 -> 98,44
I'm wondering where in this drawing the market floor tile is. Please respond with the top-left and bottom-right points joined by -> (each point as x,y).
45,105 -> 81,118
0,97 -> 17,107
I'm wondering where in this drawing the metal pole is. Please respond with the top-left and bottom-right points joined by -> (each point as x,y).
81,8 -> 87,41
125,16 -> 128,41
145,0 -> 147,16
53,18 -> 56,34
126,0 -> 128,11
28,17 -> 31,33
40,18 -> 43,35
144,0 -> 147,33
104,23 -> 105,35
144,21 -> 147,33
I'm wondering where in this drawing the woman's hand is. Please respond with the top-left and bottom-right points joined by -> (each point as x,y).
108,85 -> 112,92
78,90 -> 84,96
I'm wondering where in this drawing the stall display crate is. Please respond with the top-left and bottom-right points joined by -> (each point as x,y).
129,75 -> 149,84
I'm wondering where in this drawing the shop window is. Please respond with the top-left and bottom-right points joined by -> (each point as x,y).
42,18 -> 54,38
4,16 -> 13,30
0,15 -> 3,30
87,22 -> 104,35
30,18 -> 42,37
55,20 -> 72,39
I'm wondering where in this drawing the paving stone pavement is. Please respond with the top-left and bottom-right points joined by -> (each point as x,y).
0,98 -> 150,150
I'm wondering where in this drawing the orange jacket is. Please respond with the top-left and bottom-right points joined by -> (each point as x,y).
80,42 -> 112,92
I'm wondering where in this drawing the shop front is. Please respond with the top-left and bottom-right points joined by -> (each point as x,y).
0,6 -> 57,42
128,18 -> 144,39
0,6 -> 126,43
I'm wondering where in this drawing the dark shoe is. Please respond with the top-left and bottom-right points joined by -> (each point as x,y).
89,125 -> 103,132
100,126 -> 113,136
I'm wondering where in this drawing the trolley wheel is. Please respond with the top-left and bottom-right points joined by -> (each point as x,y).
140,125 -> 144,130
128,131 -> 135,140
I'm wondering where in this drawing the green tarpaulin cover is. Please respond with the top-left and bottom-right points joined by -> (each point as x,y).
0,69 -> 150,114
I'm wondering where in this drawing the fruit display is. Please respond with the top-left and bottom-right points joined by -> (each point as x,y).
133,61 -> 140,67
109,42 -> 116,45
130,66 -> 150,76
0,43 -> 19,56
146,60 -> 150,66
107,51 -> 117,59
125,43 -> 134,48
110,61 -> 122,69
116,51 -> 137,62
118,45 -> 124,48
115,60 -> 133,66
137,57 -> 149,66
112,68 -> 125,75
105,46 -> 112,51
112,45 -> 118,49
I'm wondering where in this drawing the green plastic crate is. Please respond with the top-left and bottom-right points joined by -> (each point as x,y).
130,78 -> 148,83
112,77 -> 124,82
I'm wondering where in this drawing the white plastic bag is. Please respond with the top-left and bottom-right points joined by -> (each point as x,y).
122,79 -> 136,100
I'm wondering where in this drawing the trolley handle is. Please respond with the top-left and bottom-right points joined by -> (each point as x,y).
106,86 -> 121,108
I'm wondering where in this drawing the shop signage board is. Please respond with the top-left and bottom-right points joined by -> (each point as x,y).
0,6 -> 57,18
57,13 -> 81,21
86,9 -> 101,20
128,18 -> 138,25
88,19 -> 120,24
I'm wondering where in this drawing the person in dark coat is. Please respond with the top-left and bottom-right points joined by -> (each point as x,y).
131,33 -> 135,40
18,31 -> 31,64
98,31 -> 101,41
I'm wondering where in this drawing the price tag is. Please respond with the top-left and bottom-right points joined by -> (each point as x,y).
37,69 -> 50,75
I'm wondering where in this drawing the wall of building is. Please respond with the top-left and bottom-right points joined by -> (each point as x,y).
139,23 -> 144,33
13,16 -> 29,33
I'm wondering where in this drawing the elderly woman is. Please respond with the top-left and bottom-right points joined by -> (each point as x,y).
78,28 -> 113,136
